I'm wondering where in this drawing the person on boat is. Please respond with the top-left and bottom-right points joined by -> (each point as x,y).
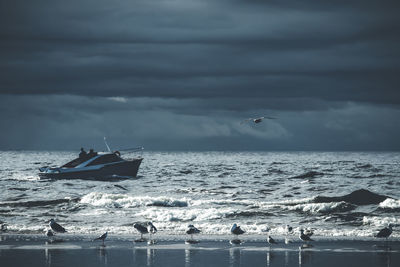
88,149 -> 97,158
79,148 -> 87,158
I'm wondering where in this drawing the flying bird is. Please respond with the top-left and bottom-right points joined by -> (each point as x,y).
48,219 -> 67,233
240,116 -> 276,125
94,232 -> 108,246
375,224 -> 393,240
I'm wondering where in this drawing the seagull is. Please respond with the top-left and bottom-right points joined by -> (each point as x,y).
240,116 -> 276,125
231,224 -> 245,236
0,222 -> 7,232
94,232 -> 108,246
375,224 -> 393,240
299,229 -> 314,242
267,235 -> 278,245
48,219 -> 66,234
46,229 -> 54,237
285,224 -> 293,244
186,224 -> 201,240
304,228 -> 314,237
147,222 -> 157,243
286,225 -> 293,234
134,223 -> 148,240
147,222 -> 157,235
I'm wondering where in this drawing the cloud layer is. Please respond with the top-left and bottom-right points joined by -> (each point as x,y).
0,0 -> 399,150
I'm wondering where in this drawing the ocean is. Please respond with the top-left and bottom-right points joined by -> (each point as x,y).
0,151 -> 399,239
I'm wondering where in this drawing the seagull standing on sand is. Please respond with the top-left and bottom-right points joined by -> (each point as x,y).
46,229 -> 54,237
304,228 -> 314,237
241,116 -> 276,125
375,224 -> 393,241
147,222 -> 157,239
94,232 -> 108,246
230,224 -> 245,245
285,224 -> 293,244
286,225 -> 293,234
231,224 -> 245,237
186,224 -> 201,240
299,229 -> 314,244
134,223 -> 148,240
267,234 -> 277,245
48,219 -> 67,234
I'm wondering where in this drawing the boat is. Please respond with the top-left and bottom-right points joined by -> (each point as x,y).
38,150 -> 143,180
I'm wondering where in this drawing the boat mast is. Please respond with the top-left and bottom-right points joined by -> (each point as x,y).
104,137 -> 112,152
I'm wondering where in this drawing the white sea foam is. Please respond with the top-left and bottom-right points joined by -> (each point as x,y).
286,201 -> 353,214
80,192 -> 189,208
136,206 -> 236,223
379,198 -> 400,209
362,216 -> 400,227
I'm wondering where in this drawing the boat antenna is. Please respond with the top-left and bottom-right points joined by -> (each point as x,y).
104,137 -> 111,152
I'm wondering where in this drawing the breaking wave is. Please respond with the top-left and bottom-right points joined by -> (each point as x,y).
80,192 -> 189,208
379,198 -> 400,210
287,201 -> 356,214
362,216 -> 400,227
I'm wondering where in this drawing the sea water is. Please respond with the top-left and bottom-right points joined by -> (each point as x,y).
0,151 -> 399,238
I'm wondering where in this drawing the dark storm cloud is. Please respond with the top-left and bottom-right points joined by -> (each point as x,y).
1,95 -> 399,150
1,0 -> 400,104
0,0 -> 400,150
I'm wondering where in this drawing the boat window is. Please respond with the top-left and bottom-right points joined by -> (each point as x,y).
87,154 -> 122,166
62,157 -> 86,168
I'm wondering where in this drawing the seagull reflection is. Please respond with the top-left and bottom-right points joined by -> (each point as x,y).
229,247 -> 241,267
44,247 -> 51,267
298,246 -> 312,267
185,247 -> 197,267
376,246 -> 392,267
44,247 -> 65,267
284,250 -> 290,267
147,247 -> 155,267
266,250 -> 275,267
98,246 -> 108,265
132,247 -> 148,266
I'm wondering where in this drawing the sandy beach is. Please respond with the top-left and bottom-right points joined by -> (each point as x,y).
0,234 -> 399,267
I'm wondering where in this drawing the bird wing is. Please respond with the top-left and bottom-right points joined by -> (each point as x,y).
271,238 -> 277,244
52,222 -> 66,233
94,233 -> 106,241
134,224 -> 148,233
240,118 -> 253,125
262,116 -> 277,120
376,228 -> 390,238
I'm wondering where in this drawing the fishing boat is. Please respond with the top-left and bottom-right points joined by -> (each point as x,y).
38,149 -> 143,180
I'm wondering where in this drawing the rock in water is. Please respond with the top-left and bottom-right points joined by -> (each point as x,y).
314,189 -> 390,205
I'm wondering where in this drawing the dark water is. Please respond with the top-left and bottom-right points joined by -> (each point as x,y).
0,237 -> 399,267
0,151 -> 399,238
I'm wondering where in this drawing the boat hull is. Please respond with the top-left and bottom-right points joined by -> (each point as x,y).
39,158 -> 142,180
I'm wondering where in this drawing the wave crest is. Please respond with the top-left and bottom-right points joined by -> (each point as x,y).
379,198 -> 400,209
287,201 -> 356,214
80,192 -> 188,208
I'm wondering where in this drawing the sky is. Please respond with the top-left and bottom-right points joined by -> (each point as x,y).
0,0 -> 399,151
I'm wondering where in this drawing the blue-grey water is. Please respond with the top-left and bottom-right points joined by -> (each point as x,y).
0,151 -> 399,238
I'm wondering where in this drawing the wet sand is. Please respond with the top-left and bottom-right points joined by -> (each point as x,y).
0,235 -> 399,267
